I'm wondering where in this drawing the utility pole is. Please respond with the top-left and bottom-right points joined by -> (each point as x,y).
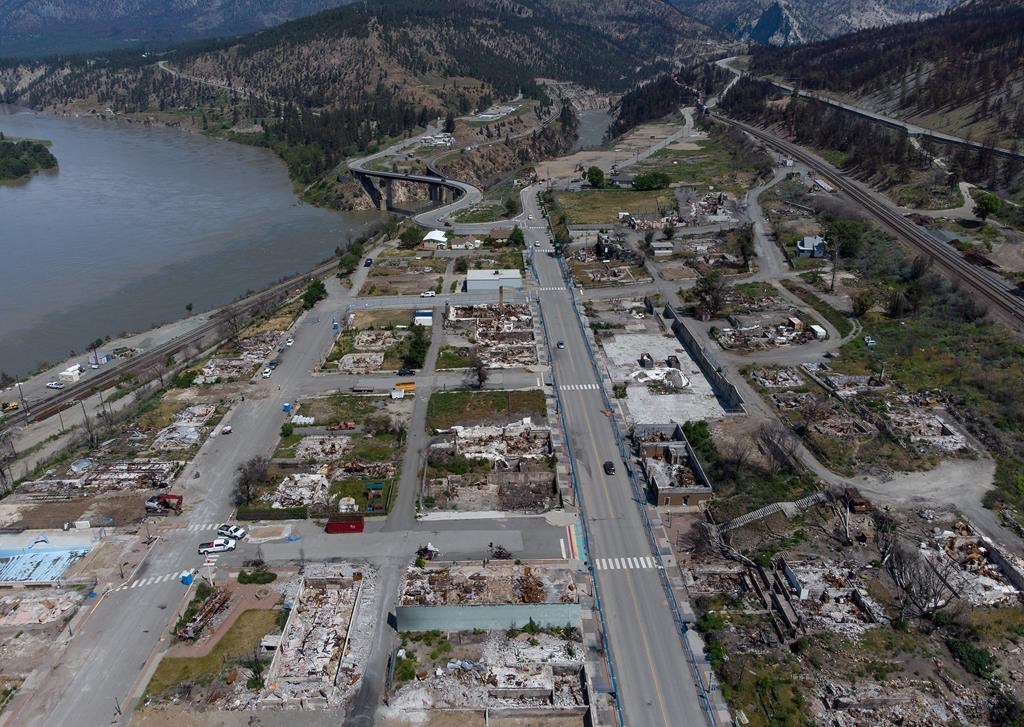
76,399 -> 94,446
16,381 -> 28,415
830,237 -> 839,293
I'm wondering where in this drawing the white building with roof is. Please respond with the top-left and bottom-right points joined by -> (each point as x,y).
464,269 -> 523,292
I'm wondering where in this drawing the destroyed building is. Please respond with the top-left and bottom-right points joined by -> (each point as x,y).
443,303 -> 538,368
634,423 -> 714,508
427,418 -> 555,512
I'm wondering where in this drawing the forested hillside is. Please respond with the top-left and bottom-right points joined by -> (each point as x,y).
609,63 -> 732,138
749,0 -> 1024,146
0,0 -> 359,57
0,0 -> 721,207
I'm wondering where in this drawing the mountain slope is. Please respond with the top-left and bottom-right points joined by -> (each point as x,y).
670,0 -> 956,45
747,0 -> 1024,145
0,0 -> 359,57
0,0 -> 726,209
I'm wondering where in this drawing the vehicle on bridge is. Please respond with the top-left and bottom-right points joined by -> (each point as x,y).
145,493 -> 183,515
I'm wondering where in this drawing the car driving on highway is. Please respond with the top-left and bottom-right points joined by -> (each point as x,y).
46,381 -> 65,389
603,461 -> 616,475
198,538 -> 236,554
420,290 -> 436,298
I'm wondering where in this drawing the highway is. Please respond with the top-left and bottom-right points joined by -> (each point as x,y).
521,192 -> 709,726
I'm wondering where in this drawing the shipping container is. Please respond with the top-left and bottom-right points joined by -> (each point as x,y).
325,515 -> 364,534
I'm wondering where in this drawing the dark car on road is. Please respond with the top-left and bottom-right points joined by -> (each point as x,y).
603,461 -> 616,475
397,366 -> 415,376
364,258 -> 373,267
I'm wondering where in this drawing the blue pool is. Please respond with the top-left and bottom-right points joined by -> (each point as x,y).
0,544 -> 92,582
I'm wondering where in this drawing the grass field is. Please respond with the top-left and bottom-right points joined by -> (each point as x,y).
454,204 -> 506,223
426,389 -> 546,430
437,347 -> 472,369
351,309 -> 416,329
329,476 -> 395,513
554,189 -> 675,224
146,608 -> 281,698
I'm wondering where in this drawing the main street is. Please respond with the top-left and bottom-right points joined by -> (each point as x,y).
519,191 -> 710,726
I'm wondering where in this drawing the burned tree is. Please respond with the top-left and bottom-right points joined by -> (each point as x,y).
235,455 -> 270,506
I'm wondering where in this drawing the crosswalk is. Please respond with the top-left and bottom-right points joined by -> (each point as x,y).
537,286 -> 566,291
161,522 -> 219,533
594,556 -> 660,571
112,571 -> 187,592
560,383 -> 601,391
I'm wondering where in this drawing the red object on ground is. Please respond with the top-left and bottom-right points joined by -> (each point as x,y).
325,515 -> 364,534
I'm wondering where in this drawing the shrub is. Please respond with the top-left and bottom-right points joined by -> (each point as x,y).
238,569 -> 277,585
947,638 -> 997,679
280,422 -> 294,437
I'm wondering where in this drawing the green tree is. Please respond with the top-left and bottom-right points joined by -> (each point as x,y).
399,226 -> 423,249
509,226 -> 525,246
632,172 -> 670,191
694,271 -> 726,318
973,191 -> 1003,220
404,324 -> 429,368
586,166 -> 605,188
302,279 -> 327,309
280,422 -> 294,437
338,251 -> 360,274
735,223 -> 755,268
826,219 -> 866,258
444,112 -> 456,134
503,196 -> 520,217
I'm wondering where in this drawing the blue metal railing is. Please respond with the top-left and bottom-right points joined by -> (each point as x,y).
555,256 -> 718,726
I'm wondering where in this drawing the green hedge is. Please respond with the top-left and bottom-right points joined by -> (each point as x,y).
236,505 -> 308,521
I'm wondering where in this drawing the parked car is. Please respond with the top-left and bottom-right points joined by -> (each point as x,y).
262,368 -> 272,378
863,336 -> 877,347
420,290 -> 436,298
220,426 -> 232,435
397,366 -> 415,375
46,381 -> 65,390
286,338 -> 294,347
602,461 -> 616,475
216,524 -> 247,540
556,341 -> 566,350
197,538 -> 236,555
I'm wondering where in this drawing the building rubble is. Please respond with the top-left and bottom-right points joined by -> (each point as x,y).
264,473 -> 331,509
0,590 -> 83,626
152,404 -> 216,450
292,436 -> 352,463
751,367 -> 805,389
259,568 -> 374,709
19,459 -> 183,497
401,563 -> 578,606
444,303 -> 538,368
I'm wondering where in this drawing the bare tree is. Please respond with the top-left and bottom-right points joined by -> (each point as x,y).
757,422 -> 797,474
876,516 -> 958,620
235,455 -> 270,506
219,304 -> 247,343
466,351 -> 489,389
812,489 -> 852,546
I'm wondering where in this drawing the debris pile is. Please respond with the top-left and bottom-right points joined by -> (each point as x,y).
752,368 -> 804,389
264,473 -> 331,509
934,522 -> 1021,605
338,352 -> 385,373
293,436 -> 352,463
196,357 -> 254,384
444,303 -> 538,367
176,587 -> 231,640
0,590 -> 82,626
152,404 -> 216,450
401,563 -> 578,606
262,571 -> 370,709
441,418 -> 551,468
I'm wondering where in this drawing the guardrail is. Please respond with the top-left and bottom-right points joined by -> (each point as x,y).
552,255 -> 718,726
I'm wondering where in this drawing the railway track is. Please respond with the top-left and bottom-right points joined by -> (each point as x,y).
714,114 -> 1024,331
8,259 -> 337,427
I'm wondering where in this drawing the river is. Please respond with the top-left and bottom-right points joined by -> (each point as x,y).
0,106 -> 380,377
573,108 -> 613,152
